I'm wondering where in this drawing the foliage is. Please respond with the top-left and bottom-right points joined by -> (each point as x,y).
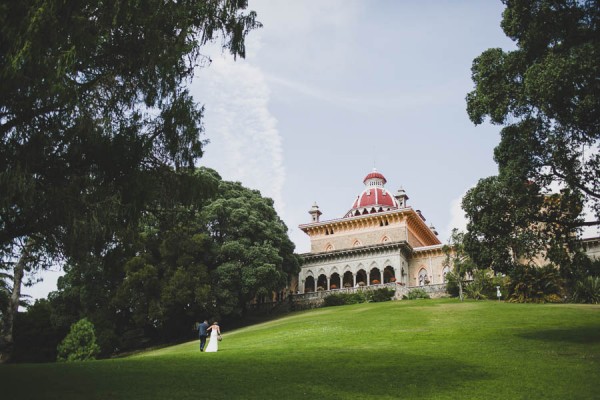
322,293 -> 349,307
442,229 -> 476,301
56,318 -> 100,362
463,269 -> 509,301
0,0 -> 260,361
463,0 -> 599,284
367,287 -> 395,302
322,288 -> 394,307
12,299 -> 63,363
203,179 -> 300,317
444,273 -> 461,298
464,274 -> 488,301
571,276 -> 600,304
463,177 -> 547,274
466,0 -> 600,227
406,288 -> 430,300
507,265 -> 564,303
41,169 -> 299,357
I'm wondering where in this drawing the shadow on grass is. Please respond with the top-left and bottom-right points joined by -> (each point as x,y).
517,325 -> 600,345
0,350 -> 491,400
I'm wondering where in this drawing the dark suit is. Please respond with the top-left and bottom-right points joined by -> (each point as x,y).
199,321 -> 209,351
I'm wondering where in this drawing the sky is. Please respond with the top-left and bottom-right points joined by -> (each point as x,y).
24,0 -> 532,300
191,0 -> 515,254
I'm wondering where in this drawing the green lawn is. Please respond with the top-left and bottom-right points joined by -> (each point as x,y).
1,299 -> 599,399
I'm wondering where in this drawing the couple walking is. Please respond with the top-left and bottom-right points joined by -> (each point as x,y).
198,320 -> 221,352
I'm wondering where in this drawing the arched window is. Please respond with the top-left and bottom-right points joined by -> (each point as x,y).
343,270 -> 354,288
370,267 -> 381,284
442,266 -> 451,283
383,266 -> 395,283
418,268 -> 429,286
325,243 -> 334,252
317,274 -> 327,291
355,269 -> 367,287
330,273 -> 341,290
304,276 -> 315,293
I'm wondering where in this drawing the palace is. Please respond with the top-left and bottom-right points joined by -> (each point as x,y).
297,169 -> 449,294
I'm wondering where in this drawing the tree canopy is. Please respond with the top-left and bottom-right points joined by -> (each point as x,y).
0,0 -> 260,361
43,169 -> 299,357
1,0 -> 260,259
466,0 -> 599,225
464,0 -> 599,273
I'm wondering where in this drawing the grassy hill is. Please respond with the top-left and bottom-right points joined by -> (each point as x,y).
1,299 -> 599,399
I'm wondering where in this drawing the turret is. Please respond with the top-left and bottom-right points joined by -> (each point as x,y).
394,187 -> 409,208
308,202 -> 322,223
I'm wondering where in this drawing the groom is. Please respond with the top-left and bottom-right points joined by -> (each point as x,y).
198,320 -> 209,351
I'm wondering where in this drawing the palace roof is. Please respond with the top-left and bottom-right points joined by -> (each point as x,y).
344,169 -> 400,218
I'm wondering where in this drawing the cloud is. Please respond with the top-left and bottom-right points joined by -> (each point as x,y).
190,54 -> 285,214
445,192 -> 469,241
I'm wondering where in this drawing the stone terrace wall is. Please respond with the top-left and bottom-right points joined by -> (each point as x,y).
291,283 -> 448,309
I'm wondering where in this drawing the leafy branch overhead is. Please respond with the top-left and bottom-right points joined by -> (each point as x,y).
463,0 -> 599,274
0,0 -> 261,362
466,0 -> 599,225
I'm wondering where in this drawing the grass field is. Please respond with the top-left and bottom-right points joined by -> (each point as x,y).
1,299 -> 599,399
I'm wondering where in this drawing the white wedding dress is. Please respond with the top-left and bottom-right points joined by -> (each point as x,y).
205,329 -> 219,352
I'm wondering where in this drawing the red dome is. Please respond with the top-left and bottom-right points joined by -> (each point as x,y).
351,188 -> 398,209
344,169 -> 399,218
363,171 -> 387,184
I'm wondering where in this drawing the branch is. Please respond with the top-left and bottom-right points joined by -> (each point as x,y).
550,165 -> 600,199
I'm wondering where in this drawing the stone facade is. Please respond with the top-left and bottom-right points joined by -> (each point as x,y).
582,237 -> 600,260
296,169 -> 600,299
298,170 -> 447,295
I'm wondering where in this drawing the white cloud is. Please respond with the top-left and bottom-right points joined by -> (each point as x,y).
445,192 -> 469,241
190,55 -> 285,214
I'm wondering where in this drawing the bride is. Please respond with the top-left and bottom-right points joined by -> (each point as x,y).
205,321 -> 221,352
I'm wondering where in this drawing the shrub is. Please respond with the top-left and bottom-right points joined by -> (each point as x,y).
571,276 -> 600,304
445,273 -> 460,297
57,318 -> 101,362
323,294 -> 346,307
323,292 -> 367,307
464,282 -> 487,300
367,288 -> 395,302
322,289 -> 394,307
507,265 -> 563,303
345,292 -> 367,304
407,288 -> 430,300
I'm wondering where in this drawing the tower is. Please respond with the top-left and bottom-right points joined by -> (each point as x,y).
308,202 -> 322,223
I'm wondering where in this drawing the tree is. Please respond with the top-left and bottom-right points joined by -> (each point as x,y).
201,178 -> 300,317
56,318 -> 100,362
0,0 -> 261,361
48,169 -> 220,354
467,0 -> 599,228
442,229 -> 477,301
43,169 -> 299,357
464,0 -> 599,276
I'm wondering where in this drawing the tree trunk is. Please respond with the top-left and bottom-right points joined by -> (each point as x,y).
0,241 -> 30,363
458,280 -> 464,302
